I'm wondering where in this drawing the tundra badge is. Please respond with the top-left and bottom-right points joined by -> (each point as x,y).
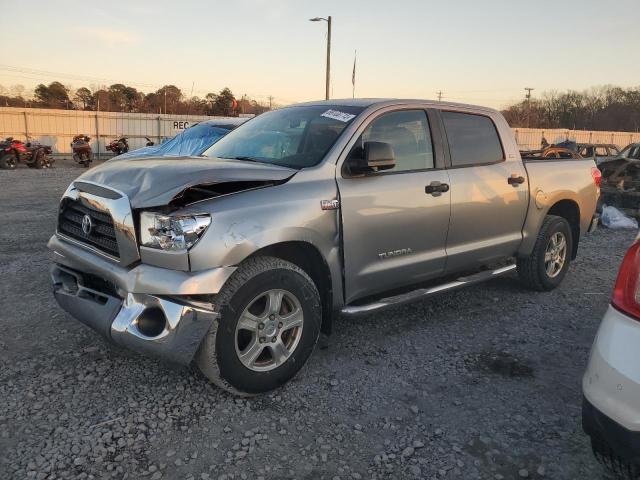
378,248 -> 413,259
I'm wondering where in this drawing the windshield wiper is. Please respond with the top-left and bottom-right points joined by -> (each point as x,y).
219,156 -> 264,163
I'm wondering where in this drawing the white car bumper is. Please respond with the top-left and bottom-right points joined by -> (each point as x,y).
583,305 -> 640,432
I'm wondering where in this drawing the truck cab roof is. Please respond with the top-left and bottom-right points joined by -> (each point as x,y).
293,98 -> 500,115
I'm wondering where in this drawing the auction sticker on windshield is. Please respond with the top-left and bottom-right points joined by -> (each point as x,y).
321,110 -> 356,122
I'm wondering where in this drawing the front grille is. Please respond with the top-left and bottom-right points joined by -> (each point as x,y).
58,198 -> 120,258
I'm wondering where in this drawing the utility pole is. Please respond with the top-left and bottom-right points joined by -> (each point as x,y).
309,16 -> 332,100
268,95 -> 273,110
436,90 -> 443,102
326,16 -> 331,100
525,87 -> 534,128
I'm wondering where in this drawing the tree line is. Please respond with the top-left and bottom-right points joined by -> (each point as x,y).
501,85 -> 640,132
0,82 -> 271,116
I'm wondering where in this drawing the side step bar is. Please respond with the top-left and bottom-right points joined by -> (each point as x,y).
340,264 -> 516,317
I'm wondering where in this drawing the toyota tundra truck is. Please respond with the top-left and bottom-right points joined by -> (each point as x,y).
49,99 -> 600,395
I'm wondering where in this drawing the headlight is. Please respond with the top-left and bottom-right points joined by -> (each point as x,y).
140,212 -> 211,251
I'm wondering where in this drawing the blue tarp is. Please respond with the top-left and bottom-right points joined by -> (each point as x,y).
115,119 -> 247,160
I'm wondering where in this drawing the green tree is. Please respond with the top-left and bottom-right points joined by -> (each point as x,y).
74,87 -> 93,110
154,85 -> 183,114
34,81 -> 70,108
210,88 -> 236,116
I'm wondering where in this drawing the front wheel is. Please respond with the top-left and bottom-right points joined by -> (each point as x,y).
196,256 -> 321,395
0,153 -> 17,170
517,215 -> 573,291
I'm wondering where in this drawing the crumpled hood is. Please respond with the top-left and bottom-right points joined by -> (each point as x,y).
76,156 -> 297,208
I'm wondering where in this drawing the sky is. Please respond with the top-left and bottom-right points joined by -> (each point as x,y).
1,0 -> 639,109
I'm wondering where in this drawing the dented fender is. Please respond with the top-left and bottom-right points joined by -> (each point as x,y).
184,164 -> 344,307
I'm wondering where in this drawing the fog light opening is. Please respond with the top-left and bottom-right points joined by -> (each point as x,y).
136,307 -> 167,337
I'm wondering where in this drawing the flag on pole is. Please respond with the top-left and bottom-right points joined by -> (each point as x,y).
352,50 -> 357,98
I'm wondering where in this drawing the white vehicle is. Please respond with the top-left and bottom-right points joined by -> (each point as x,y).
583,235 -> 640,478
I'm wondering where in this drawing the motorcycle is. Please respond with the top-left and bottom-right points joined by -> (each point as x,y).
106,137 -> 129,156
0,137 -> 53,170
71,134 -> 93,167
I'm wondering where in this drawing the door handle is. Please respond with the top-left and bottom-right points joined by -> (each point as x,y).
508,174 -> 525,186
425,181 -> 450,196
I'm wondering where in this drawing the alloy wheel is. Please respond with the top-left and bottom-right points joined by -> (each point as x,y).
234,289 -> 304,372
544,231 -> 567,278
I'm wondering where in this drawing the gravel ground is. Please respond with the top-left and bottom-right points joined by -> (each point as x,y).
1,164 -> 637,480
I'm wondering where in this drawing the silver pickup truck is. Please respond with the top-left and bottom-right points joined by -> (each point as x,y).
49,99 -> 600,395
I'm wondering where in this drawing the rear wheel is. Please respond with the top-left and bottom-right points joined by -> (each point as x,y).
32,150 -> 50,169
0,153 -> 17,169
196,256 -> 321,395
517,215 -> 573,291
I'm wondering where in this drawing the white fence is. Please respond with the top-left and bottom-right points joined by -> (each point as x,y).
0,107 -> 239,157
513,128 -> 640,150
2,107 -> 640,156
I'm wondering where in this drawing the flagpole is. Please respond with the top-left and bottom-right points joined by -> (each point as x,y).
352,50 -> 357,98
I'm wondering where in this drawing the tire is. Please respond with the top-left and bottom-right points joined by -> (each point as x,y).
32,150 -> 48,169
196,256 -> 321,395
517,215 -> 573,291
0,153 -> 16,170
590,436 -> 640,480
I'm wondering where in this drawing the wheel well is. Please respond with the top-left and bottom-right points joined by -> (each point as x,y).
548,200 -> 580,259
250,241 -> 334,335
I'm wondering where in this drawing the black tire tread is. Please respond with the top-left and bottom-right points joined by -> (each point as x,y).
196,255 -> 319,396
591,436 -> 640,480
0,153 -> 16,169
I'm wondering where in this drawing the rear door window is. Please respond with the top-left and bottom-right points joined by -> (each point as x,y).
442,111 -> 504,167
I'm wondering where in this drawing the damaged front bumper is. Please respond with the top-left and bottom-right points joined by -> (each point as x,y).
49,235 -> 234,364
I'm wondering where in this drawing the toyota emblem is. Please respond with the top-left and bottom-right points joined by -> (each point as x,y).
81,214 -> 93,235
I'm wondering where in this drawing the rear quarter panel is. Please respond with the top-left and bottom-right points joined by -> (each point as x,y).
519,158 -> 598,256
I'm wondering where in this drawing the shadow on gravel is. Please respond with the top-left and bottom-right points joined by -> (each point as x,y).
473,350 -> 535,378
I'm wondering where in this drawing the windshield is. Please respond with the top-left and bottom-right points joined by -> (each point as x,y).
202,105 -> 364,168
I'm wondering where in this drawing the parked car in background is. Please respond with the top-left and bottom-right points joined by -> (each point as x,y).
583,234 -> 640,479
520,145 -> 582,160
598,143 -> 640,219
615,143 -> 640,163
578,143 -> 620,163
114,118 -> 248,160
49,99 -> 599,395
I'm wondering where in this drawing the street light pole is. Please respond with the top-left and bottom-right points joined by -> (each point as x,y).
310,16 -> 332,100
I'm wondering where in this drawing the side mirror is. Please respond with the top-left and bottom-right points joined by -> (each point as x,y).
349,141 -> 395,174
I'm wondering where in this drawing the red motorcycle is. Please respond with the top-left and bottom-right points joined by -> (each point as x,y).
106,137 -> 129,156
71,134 -> 93,167
0,137 -> 53,169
